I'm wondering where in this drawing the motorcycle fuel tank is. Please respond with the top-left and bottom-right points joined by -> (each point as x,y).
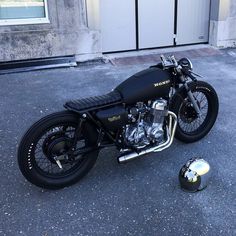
115,67 -> 171,104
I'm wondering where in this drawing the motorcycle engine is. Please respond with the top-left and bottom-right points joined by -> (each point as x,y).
125,99 -> 168,149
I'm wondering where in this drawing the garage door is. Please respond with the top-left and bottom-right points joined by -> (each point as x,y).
176,0 -> 211,45
88,0 -> 211,52
100,0 -> 136,52
138,0 -> 175,49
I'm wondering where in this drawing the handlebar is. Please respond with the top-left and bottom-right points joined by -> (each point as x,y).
160,54 -> 198,81
160,54 -> 178,68
181,67 -> 197,81
170,55 -> 178,67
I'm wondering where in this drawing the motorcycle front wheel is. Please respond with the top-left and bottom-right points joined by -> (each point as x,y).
171,81 -> 219,143
18,111 -> 99,189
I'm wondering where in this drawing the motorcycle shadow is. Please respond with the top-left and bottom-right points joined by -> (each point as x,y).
89,142 -> 182,183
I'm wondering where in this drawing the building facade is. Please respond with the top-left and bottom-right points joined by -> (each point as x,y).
0,0 -> 235,63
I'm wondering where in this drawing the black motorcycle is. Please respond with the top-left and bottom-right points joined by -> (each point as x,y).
18,55 -> 219,189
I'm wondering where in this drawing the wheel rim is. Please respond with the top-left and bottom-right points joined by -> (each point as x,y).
30,122 -> 87,178
178,91 -> 209,134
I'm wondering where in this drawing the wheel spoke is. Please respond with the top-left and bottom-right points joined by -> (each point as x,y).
32,123 -> 85,176
178,91 -> 209,133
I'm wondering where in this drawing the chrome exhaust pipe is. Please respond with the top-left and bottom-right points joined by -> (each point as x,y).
118,111 -> 177,163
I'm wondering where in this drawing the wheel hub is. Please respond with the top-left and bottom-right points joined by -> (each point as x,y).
43,133 -> 73,163
180,100 -> 199,123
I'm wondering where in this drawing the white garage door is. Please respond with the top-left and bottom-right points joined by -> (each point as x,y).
88,0 -> 211,52
138,0 -> 175,49
100,0 -> 136,52
176,0 -> 211,45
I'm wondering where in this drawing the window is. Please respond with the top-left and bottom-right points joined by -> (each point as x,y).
0,0 -> 49,25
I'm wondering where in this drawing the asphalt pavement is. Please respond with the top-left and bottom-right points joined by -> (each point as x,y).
0,47 -> 235,236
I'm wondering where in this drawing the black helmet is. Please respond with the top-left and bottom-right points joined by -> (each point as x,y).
179,158 -> 211,192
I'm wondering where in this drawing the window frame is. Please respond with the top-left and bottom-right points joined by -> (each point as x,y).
0,0 -> 50,26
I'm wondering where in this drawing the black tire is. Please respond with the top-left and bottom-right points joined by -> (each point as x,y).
18,111 -> 99,189
170,81 -> 219,143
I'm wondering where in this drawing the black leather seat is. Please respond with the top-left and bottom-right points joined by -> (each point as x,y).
64,90 -> 122,112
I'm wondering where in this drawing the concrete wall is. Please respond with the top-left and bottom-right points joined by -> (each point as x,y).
0,0 -> 102,62
209,0 -> 236,47
0,0 -> 236,63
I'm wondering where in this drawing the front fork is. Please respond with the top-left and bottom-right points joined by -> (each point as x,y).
178,72 -> 201,116
184,83 -> 201,116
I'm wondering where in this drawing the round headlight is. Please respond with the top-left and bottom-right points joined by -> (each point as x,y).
178,58 -> 193,70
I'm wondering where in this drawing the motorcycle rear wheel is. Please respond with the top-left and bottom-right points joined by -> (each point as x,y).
171,81 -> 219,143
18,111 -> 99,189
